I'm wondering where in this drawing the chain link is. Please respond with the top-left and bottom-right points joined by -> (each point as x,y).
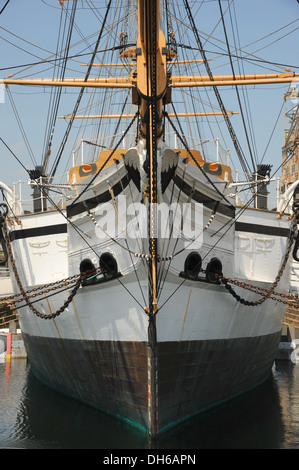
1,205 -> 299,319
219,221 -> 299,307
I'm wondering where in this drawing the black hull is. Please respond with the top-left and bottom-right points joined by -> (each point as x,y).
23,330 -> 281,435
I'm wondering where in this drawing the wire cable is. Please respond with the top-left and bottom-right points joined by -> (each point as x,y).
0,0 -> 10,15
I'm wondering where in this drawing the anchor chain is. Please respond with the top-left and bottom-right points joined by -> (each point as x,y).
0,207 -> 81,320
2,200 -> 299,318
219,220 -> 298,307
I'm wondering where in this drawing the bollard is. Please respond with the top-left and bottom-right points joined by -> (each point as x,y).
6,332 -> 12,360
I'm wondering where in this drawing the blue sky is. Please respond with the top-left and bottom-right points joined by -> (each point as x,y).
0,0 -> 299,204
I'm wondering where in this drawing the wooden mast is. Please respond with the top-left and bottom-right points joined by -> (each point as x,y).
132,0 -> 177,438
136,0 -> 163,438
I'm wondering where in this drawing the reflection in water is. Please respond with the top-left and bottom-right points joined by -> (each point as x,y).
1,359 -> 299,448
274,361 -> 299,449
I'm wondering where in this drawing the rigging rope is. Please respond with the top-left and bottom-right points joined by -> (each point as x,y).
2,0 -> 298,322
218,0 -> 256,172
0,0 -> 10,15
229,2 -> 258,164
50,0 -> 113,179
182,0 -> 255,178
164,111 -> 234,207
69,112 -> 139,206
6,89 -> 37,168
42,0 -> 78,172
0,138 -> 148,313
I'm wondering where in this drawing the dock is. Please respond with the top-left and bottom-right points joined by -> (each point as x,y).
0,329 -> 27,360
276,304 -> 299,363
276,325 -> 297,362
0,306 -> 27,360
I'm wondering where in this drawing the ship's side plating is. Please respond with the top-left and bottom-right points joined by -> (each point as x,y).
3,152 -> 292,434
0,0 -> 296,438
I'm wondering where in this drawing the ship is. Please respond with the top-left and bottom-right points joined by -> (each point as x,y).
1,0 -> 299,437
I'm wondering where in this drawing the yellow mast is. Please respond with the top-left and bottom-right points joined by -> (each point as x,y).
79,58 -> 214,66
135,0 -> 163,438
58,111 -> 238,119
2,72 -> 299,89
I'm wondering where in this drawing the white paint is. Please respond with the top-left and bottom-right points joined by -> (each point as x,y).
0,153 -> 293,350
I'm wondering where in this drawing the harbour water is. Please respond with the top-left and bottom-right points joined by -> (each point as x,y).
1,358 -> 299,450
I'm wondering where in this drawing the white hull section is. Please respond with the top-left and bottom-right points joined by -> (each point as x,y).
0,154 -> 294,435
16,274 -> 285,343
5,165 -> 292,345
